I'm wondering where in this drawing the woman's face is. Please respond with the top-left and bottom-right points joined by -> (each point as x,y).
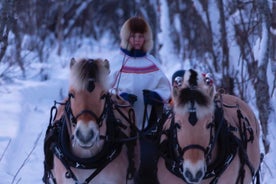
129,33 -> 145,50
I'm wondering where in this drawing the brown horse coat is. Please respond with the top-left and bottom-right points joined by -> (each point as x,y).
43,58 -> 140,184
157,69 -> 260,184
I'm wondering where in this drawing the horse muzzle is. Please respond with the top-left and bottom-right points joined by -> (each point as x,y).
182,160 -> 206,184
73,120 -> 99,148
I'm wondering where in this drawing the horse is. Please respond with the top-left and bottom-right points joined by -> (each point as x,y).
43,58 -> 139,184
157,69 -> 261,184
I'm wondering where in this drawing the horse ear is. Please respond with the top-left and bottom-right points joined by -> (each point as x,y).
70,58 -> 76,69
87,79 -> 95,92
103,59 -> 110,74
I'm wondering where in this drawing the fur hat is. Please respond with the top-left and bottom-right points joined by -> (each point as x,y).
120,17 -> 153,52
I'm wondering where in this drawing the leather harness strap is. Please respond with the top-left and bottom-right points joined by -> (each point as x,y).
43,93 -> 137,184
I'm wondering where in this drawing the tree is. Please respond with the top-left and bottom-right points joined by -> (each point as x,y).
253,0 -> 272,153
0,0 -> 15,64
0,0 -> 274,153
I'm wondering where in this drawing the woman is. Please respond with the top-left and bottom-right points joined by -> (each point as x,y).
109,16 -> 171,184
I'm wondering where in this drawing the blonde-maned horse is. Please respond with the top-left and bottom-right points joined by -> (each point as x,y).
157,69 -> 260,184
43,58 -> 139,184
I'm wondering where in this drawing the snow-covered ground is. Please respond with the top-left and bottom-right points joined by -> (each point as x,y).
0,70 -> 68,184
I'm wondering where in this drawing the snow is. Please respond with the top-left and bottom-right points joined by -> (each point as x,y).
0,75 -> 68,183
0,4 -> 276,184
0,38 -> 275,184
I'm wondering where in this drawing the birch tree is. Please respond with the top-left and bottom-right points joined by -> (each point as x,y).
0,0 -> 12,63
253,0 -> 272,153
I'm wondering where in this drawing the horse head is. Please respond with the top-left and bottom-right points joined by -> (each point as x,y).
46,58 -> 140,183
158,69 -> 260,184
171,69 -> 216,183
67,58 -> 110,157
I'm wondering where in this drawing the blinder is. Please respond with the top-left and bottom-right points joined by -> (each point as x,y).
172,69 -> 185,87
203,73 -> 213,86
174,76 -> 183,88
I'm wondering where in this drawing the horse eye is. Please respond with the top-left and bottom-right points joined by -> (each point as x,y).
69,93 -> 75,98
205,78 -> 211,85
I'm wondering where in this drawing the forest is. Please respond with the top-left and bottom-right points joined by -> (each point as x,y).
0,0 -> 275,154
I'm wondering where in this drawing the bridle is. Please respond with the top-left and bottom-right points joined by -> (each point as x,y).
160,94 -> 241,184
169,73 -> 218,169
43,59 -> 138,184
161,113 -> 216,177
174,89 -> 218,162
45,92 -> 138,184
160,70 -> 258,183
65,92 -> 107,132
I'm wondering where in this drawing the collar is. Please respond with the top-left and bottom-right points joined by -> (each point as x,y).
120,47 -> 146,57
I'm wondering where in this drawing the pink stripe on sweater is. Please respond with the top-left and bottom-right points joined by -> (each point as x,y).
121,64 -> 159,73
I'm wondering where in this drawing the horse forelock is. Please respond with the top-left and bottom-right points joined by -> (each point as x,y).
188,69 -> 198,87
70,58 -> 100,91
175,70 -> 214,118
178,88 -> 210,106
174,88 -> 215,119
176,69 -> 215,110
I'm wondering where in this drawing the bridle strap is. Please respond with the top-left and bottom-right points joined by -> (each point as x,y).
59,93 -> 136,183
181,144 -> 206,155
161,113 -> 214,183
75,109 -> 100,123
65,93 -> 107,128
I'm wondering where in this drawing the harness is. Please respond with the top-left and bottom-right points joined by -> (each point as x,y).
159,94 -> 257,184
42,93 -> 137,184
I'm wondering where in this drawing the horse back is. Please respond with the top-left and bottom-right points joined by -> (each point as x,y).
220,94 -> 260,138
218,94 -> 261,183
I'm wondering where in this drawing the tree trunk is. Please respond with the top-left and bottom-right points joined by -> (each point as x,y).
254,0 -> 272,154
0,0 -> 13,63
217,0 -> 233,94
271,3 -> 276,62
204,1 -> 219,72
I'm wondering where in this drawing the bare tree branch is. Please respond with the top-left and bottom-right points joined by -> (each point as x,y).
11,131 -> 42,184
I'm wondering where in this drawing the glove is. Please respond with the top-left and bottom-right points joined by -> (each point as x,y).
143,90 -> 163,106
120,92 -> 137,105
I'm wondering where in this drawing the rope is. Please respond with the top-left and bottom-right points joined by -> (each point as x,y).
115,32 -> 131,94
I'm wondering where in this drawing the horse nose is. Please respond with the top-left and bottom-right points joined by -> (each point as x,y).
76,129 -> 94,144
184,168 -> 204,183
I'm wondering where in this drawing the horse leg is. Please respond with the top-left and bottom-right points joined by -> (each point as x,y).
157,158 -> 183,184
216,155 -> 240,184
52,156 -> 75,184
